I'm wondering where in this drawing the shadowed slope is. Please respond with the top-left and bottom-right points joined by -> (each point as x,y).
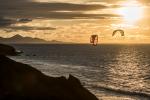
0,55 -> 98,100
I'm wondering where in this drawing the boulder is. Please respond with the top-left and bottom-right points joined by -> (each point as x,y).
0,55 -> 98,100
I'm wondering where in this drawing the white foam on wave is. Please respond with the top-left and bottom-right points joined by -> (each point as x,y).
10,57 -> 149,100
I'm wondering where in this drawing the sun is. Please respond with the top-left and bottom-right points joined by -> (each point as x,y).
117,2 -> 144,23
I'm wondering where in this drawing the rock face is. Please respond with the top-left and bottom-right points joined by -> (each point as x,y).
0,44 -> 22,56
0,55 -> 98,100
0,44 -> 17,56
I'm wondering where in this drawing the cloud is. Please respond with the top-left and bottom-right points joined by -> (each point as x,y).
0,0 -> 121,20
32,2 -> 108,11
17,18 -> 32,23
3,26 -> 56,32
138,0 -> 150,4
16,11 -> 120,19
0,17 -> 33,27
0,0 -> 108,12
0,17 -> 15,27
33,0 -> 127,3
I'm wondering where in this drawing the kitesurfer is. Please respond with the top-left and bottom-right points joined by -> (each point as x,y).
112,29 -> 125,36
90,35 -> 98,46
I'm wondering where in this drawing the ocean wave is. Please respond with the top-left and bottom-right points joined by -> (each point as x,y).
90,84 -> 150,99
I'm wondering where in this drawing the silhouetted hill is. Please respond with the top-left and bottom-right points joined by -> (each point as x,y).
0,44 -> 98,99
0,55 -> 98,100
0,44 -> 22,56
0,34 -> 64,44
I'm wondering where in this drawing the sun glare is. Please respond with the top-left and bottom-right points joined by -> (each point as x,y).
117,2 -> 144,23
118,7 -> 143,22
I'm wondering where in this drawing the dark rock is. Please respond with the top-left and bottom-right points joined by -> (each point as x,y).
0,55 -> 98,100
0,44 -> 17,56
0,44 -> 22,56
25,54 -> 30,56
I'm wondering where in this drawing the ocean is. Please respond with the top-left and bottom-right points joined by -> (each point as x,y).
10,44 -> 150,100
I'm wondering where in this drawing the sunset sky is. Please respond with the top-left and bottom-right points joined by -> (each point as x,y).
0,0 -> 150,43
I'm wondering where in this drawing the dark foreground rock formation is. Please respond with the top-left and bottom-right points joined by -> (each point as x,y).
0,44 -> 22,56
0,55 -> 98,100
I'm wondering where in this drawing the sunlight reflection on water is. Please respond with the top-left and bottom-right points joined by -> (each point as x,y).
108,46 -> 147,92
11,44 -> 150,100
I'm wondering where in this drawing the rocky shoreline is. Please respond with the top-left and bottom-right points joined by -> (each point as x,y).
0,44 -> 98,100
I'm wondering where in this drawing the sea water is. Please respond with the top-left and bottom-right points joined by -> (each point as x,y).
10,44 -> 150,100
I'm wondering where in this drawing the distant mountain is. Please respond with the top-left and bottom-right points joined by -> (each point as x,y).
0,34 -> 63,44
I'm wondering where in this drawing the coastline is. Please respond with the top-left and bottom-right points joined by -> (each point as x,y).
1,44 -> 150,100
0,44 -> 98,100
11,57 -> 150,100
0,55 -> 98,100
